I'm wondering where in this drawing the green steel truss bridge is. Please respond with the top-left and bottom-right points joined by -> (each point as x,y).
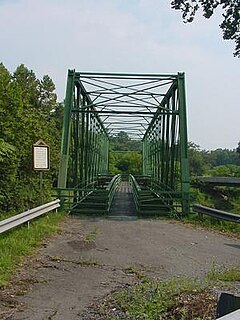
57,71 -> 190,217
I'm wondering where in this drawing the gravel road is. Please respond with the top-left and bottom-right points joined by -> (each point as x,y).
1,216 -> 239,320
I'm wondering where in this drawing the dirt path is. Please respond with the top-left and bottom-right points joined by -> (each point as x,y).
2,216 -> 240,320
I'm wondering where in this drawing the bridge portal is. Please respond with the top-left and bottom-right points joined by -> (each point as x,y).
57,71 -> 190,216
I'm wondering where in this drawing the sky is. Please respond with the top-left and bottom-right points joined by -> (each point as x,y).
0,0 -> 239,150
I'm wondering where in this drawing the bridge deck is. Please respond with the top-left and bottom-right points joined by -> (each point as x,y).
109,181 -> 136,217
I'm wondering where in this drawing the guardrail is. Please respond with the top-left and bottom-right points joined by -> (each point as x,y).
0,199 -> 60,235
217,309 -> 240,319
193,204 -> 240,224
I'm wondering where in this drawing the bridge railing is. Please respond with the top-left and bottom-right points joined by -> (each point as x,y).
56,174 -> 121,214
107,174 -> 121,211
129,175 -> 182,216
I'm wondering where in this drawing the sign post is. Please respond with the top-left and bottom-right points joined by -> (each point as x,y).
33,140 -> 50,205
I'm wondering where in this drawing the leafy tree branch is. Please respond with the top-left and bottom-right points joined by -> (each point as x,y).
171,0 -> 240,57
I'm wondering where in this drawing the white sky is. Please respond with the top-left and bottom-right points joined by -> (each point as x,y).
0,0 -> 239,150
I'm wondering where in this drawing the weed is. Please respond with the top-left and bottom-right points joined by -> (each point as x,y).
106,278 -> 215,319
93,265 -> 240,319
124,265 -> 148,282
207,264 -> 240,283
84,226 -> 99,242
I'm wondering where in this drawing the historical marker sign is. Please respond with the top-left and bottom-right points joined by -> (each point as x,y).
33,140 -> 50,171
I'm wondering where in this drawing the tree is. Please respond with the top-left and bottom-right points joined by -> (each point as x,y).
188,142 -> 209,176
208,164 -> 240,177
237,141 -> 240,156
0,63 -> 62,213
110,131 -> 141,151
171,0 -> 240,57
114,152 -> 142,175
207,148 -> 240,166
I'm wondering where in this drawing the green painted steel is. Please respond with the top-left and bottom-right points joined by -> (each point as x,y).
141,73 -> 190,215
57,71 -> 190,216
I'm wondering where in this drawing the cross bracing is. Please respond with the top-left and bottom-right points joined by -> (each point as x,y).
57,70 -> 190,216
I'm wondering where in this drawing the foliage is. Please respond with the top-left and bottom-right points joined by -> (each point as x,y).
207,148 -> 240,167
188,142 -> 210,176
188,142 -> 240,177
0,139 -> 15,163
207,164 -> 240,177
0,211 -> 67,287
109,131 -> 142,175
110,131 -> 141,152
0,63 -> 62,214
189,142 -> 240,213
190,187 -> 214,207
237,141 -> 240,156
114,152 -> 142,175
171,0 -> 240,57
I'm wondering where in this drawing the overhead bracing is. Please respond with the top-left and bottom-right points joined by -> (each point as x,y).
57,70 -> 190,215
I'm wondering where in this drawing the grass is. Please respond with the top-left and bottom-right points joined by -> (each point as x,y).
124,265 -> 148,282
87,263 -> 240,320
97,278 -> 215,320
207,264 -> 240,283
84,226 -> 99,242
182,213 -> 240,237
94,266 -> 240,320
0,211 -> 67,287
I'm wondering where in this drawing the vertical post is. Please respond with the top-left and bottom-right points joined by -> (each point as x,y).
105,138 -> 109,174
85,104 -> 89,186
58,70 -> 75,189
80,96 -> 85,190
142,140 -> 145,175
160,109 -> 166,184
40,171 -> 43,205
178,73 -> 190,215
170,89 -> 177,190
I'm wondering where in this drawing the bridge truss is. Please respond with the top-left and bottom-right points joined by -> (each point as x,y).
57,71 -> 190,215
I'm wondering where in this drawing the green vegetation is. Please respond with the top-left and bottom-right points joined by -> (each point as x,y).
183,214 -> 240,237
84,226 -> 99,242
171,0 -> 240,57
0,63 -> 63,215
207,265 -> 240,283
188,142 -> 240,177
91,265 -> 240,319
109,131 -> 142,175
0,211 -> 66,287
96,277 -> 216,319
189,142 -> 240,213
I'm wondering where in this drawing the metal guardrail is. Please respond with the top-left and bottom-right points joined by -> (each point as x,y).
0,199 -> 60,234
193,204 -> 240,224
217,309 -> 240,319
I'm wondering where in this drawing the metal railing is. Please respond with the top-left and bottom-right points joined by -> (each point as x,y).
129,175 -> 182,215
217,309 -> 240,319
0,199 -> 60,235
193,204 -> 240,224
107,174 -> 121,211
